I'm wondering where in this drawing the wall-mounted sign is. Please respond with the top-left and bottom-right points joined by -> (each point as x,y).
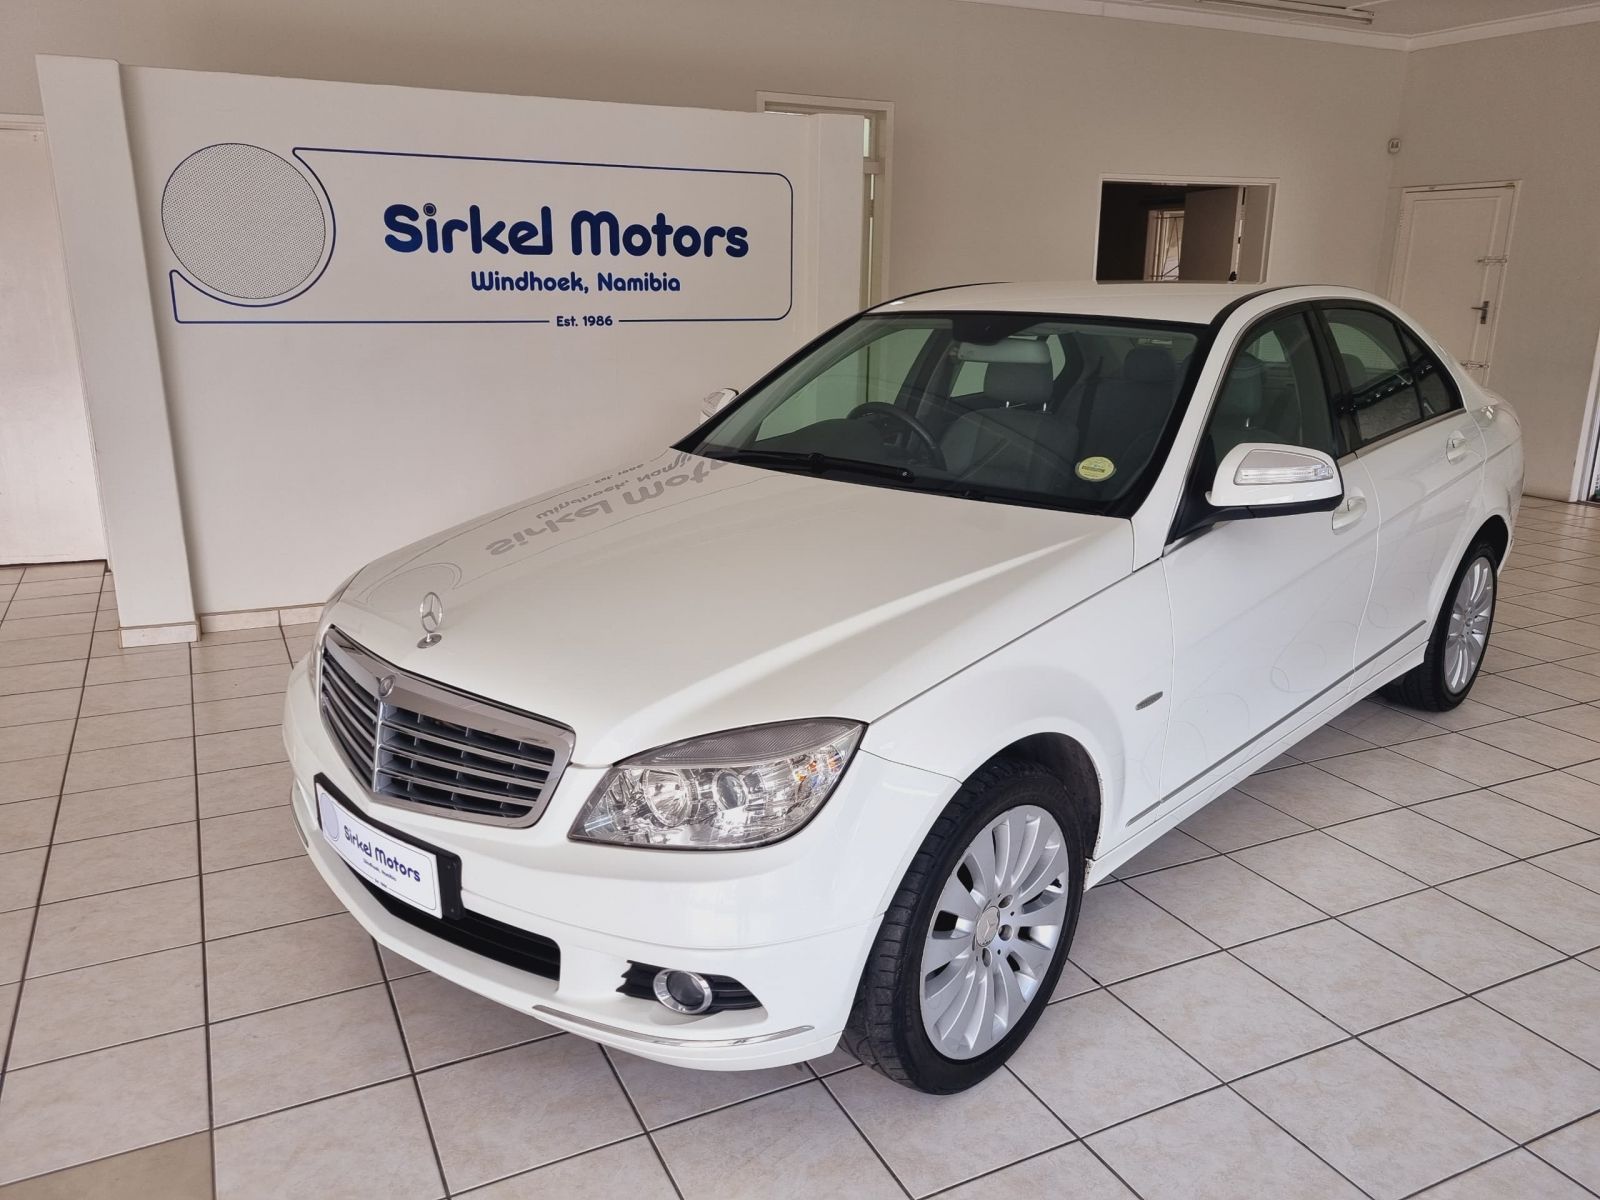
160,143 -> 793,324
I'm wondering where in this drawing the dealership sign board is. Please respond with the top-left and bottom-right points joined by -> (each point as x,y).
160,143 -> 793,324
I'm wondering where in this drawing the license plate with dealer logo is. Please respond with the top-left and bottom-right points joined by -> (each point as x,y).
316,778 -> 447,917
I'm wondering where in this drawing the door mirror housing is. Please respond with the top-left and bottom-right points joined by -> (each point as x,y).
699,388 -> 738,421
1206,443 -> 1343,513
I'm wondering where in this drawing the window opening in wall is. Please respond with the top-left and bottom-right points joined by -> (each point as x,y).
1097,179 -> 1275,284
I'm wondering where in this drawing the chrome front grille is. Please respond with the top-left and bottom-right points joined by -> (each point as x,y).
318,626 -> 573,827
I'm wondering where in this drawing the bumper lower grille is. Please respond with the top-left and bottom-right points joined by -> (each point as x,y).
619,962 -> 762,1012
318,626 -> 574,827
355,876 -> 561,981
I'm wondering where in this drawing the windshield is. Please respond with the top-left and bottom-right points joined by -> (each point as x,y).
685,311 -> 1204,514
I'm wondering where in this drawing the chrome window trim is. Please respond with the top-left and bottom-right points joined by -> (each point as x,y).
319,626 -> 575,829
1344,408 -> 1463,460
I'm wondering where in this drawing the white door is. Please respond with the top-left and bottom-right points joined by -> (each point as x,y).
1158,308 -> 1378,801
1388,184 -> 1515,385
0,125 -> 105,563
1321,303 -> 1485,662
1177,187 -> 1241,283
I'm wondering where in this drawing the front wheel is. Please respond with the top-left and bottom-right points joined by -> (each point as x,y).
1386,539 -> 1499,711
843,760 -> 1086,1093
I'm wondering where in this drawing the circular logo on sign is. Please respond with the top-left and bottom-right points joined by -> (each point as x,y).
1075,456 -> 1117,483
161,143 -> 328,301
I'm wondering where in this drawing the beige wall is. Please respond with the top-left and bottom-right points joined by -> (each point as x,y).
3,0 -> 1406,299
1394,25 -> 1600,500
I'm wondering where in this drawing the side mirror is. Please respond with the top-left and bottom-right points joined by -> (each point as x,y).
699,388 -> 738,421
1206,443 -> 1342,513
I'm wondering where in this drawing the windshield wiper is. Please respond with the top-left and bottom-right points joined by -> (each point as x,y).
710,448 -> 916,483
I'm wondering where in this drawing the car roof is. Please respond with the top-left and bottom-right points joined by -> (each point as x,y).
874,282 -> 1369,326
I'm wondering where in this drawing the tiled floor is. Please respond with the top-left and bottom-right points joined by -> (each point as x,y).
1,498 -> 1600,1198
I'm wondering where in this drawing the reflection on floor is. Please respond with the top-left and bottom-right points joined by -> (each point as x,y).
0,495 -> 1599,1198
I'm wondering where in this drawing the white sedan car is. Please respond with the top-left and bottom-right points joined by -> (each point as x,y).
284,282 -> 1522,1094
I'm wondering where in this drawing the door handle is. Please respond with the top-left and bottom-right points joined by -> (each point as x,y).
1332,492 -> 1367,532
1471,300 -> 1491,326
1446,431 -> 1470,463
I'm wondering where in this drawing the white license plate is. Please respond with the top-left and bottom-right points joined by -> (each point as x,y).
317,782 -> 443,917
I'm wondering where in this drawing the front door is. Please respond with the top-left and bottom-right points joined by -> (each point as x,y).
1158,307 -> 1379,803
1388,184 -> 1515,385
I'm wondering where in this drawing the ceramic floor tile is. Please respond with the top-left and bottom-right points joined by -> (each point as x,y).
0,1131 -> 213,1200
1344,888 -> 1563,991
0,755 -> 66,804
51,776 -> 196,842
1111,952 -> 1342,1080
1529,1113 -> 1600,1193
458,1137 -> 677,1200
652,1080 -> 902,1200
190,640 -> 289,674
1331,701 -> 1440,746
380,943 -> 427,980
1531,840 -> 1600,893
1050,957 -> 1097,999
11,575 -> 101,600
209,983 -> 409,1124
1493,628 -> 1596,663
0,796 -> 57,853
77,673 -> 191,717
197,761 -> 291,818
1068,880 -> 1216,984
0,909 -> 30,983
1394,732 -> 1546,786
0,719 -> 74,765
82,647 -> 188,686
1236,1040 -> 1510,1200
1286,725 -> 1375,761
1414,789 -> 1592,857
1232,918 -> 1461,1033
205,911 -> 381,1020
62,737 -> 193,794
0,660 -> 83,698
1442,862 -> 1600,954
0,634 -> 91,670
605,1047 -> 808,1130
70,704 -> 193,752
390,969 -> 558,1069
0,612 -> 96,642
1420,698 -> 1518,732
1326,807 -> 1514,884
1471,674 -> 1574,716
202,854 -> 339,938
189,663 -> 291,704
1415,1149 -> 1595,1200
1108,829 -> 1216,877
1494,772 -> 1600,838
935,1143 -> 1136,1200
1237,762 -> 1398,826
1087,1087 -> 1364,1200
7,944 -> 205,1067
418,1036 -> 642,1193
194,692 -> 286,735
19,562 -> 101,582
0,688 -> 79,727
826,1063 -> 1070,1196
1316,746 -> 1476,804
26,877 -> 201,977
1501,664 -> 1600,702
1176,788 -> 1312,852
1478,960 -> 1600,1066
1125,855 -> 1321,947
1231,829 -> 1424,914
196,726 -> 286,774
0,847 -> 45,912
40,821 -> 197,902
1006,989 -> 1216,1134
1368,999 -> 1600,1143
1466,717 -> 1600,769
213,1079 -> 444,1200
0,1028 -> 209,1186
199,805 -> 301,872
1533,704 -> 1600,746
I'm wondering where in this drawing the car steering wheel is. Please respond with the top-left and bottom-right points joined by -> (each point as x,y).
846,402 -> 947,469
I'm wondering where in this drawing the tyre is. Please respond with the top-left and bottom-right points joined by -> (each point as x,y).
1386,538 -> 1499,712
842,759 -> 1087,1093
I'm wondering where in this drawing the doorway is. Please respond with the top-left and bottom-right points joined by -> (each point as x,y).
757,92 -> 892,307
0,118 -> 105,564
1096,179 -> 1274,284
1387,182 -> 1517,387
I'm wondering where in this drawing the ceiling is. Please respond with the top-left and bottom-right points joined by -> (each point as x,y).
958,0 -> 1600,47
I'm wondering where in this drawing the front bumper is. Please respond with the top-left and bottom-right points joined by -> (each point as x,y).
282,657 -> 956,1069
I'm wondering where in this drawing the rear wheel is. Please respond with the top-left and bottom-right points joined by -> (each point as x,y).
843,760 -> 1086,1093
1386,539 -> 1498,711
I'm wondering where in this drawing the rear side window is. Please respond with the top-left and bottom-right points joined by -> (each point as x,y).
1323,306 -> 1461,448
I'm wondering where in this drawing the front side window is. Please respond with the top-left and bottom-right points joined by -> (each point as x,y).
1202,310 -> 1339,476
687,313 -> 1203,513
1323,306 -> 1458,447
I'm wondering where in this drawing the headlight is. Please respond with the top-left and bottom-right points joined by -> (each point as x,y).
570,719 -> 863,850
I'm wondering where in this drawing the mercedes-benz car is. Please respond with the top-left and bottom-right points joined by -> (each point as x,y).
283,282 -> 1522,1094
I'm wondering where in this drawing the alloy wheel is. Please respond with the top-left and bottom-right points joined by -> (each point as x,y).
1444,555 -> 1495,694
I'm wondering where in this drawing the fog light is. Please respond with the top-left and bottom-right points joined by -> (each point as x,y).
653,968 -> 713,1015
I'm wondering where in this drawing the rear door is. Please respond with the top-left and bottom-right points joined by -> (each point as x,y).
1317,303 -> 1485,664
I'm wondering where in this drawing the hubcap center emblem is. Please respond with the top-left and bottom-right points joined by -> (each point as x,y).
974,906 -> 1002,946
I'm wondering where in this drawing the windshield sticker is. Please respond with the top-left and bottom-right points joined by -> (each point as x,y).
1075,456 -> 1116,483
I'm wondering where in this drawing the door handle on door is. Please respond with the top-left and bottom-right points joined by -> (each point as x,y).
1332,492 -> 1367,532
1446,431 -> 1470,463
